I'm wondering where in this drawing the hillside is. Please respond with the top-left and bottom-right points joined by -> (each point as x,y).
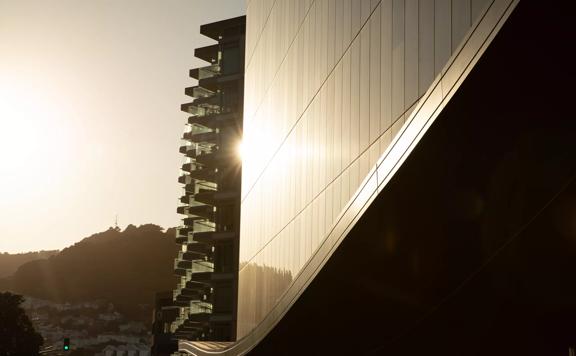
0,250 -> 59,278
3,224 -> 179,322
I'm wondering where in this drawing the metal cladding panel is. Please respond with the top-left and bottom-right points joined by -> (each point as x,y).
434,0 -> 452,74
239,0 -> 497,339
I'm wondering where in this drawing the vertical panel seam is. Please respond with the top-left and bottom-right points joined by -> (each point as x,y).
241,0 -> 383,204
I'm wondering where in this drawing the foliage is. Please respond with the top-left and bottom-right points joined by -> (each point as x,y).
6,225 -> 179,322
0,292 -> 43,356
0,251 -> 59,278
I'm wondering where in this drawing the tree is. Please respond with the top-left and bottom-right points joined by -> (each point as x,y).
0,292 -> 43,356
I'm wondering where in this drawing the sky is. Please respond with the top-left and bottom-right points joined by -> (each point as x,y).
0,0 -> 245,253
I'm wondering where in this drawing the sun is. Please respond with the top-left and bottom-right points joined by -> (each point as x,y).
236,140 -> 244,160
0,82 -> 73,203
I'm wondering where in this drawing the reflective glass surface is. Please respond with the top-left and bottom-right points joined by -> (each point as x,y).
239,0 -> 491,338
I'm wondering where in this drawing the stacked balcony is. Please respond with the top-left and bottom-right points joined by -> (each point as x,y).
172,16 -> 245,342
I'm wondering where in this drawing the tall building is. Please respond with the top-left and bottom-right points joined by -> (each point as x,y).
173,16 -> 246,342
178,1 -> 576,355
150,292 -> 178,356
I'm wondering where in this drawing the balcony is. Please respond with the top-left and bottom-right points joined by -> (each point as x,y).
178,174 -> 193,185
179,144 -> 199,158
175,294 -> 198,303
175,235 -> 190,245
181,244 -> 212,259
195,44 -> 220,63
187,168 -> 217,183
176,226 -> 192,237
179,144 -> 190,155
172,290 -> 207,309
174,268 -> 187,277
175,259 -> 194,270
175,228 -> 193,244
192,92 -> 222,108
180,288 -> 203,300
181,102 -> 221,117
194,260 -> 214,273
185,313 -> 211,324
187,112 -> 237,130
179,195 -> 193,205
195,150 -> 237,168
200,15 -> 245,40
173,300 -> 193,308
186,206 -> 214,221
182,131 -> 217,144
184,216 -> 211,226
201,71 -> 243,92
189,64 -> 220,80
176,205 -> 188,215
184,85 -> 214,99
182,181 -> 196,194
188,301 -> 213,315
174,259 -> 213,273
179,203 -> 214,218
185,280 -> 211,293
183,271 -> 234,284
192,231 -> 237,245
180,162 -> 197,173
194,190 -> 237,206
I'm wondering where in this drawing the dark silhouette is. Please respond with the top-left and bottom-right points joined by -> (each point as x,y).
0,292 -> 43,355
0,250 -> 58,278
3,224 -> 179,322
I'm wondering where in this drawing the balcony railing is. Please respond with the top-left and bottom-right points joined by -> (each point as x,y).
189,64 -> 220,81
185,85 -> 214,99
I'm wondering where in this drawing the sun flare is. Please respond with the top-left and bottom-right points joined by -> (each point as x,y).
0,83 -> 73,203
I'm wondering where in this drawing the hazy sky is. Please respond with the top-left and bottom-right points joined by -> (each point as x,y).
0,0 -> 245,253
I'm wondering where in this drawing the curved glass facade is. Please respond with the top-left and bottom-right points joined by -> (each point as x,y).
238,0 -> 494,337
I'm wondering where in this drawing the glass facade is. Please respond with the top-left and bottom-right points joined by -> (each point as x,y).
244,1 -> 576,353
238,0 -> 493,338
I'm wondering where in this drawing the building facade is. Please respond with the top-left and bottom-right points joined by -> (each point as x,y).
173,16 -> 246,342
238,0 -> 494,337
179,0 -> 576,354
150,291 -> 178,355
